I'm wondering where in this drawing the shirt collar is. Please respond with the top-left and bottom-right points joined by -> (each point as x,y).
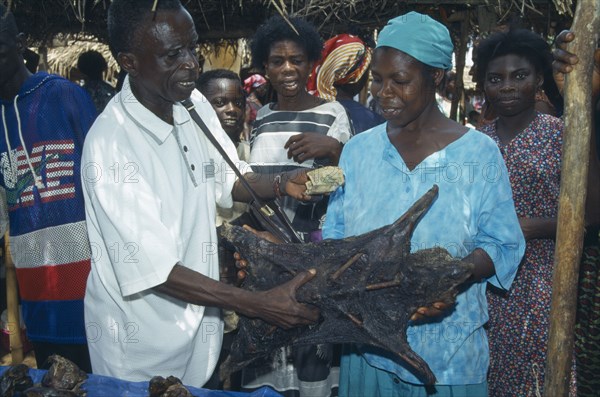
120,75 -> 192,143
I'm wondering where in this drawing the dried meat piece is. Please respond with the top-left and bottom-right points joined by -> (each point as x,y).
0,364 -> 34,397
41,355 -> 87,392
219,185 -> 474,385
148,375 -> 193,397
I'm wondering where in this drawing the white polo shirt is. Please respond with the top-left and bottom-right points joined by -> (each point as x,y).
81,76 -> 247,387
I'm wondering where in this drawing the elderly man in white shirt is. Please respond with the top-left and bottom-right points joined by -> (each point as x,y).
81,0 -> 318,388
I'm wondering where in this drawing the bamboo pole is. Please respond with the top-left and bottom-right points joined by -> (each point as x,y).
544,1 -> 600,395
4,232 -> 23,364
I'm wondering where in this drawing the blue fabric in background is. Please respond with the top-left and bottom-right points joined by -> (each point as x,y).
0,367 -> 282,397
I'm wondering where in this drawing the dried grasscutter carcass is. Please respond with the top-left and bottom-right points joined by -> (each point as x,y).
219,185 -> 474,385
0,355 -> 87,397
22,386 -> 82,396
41,355 -> 87,392
0,363 -> 33,397
148,375 -> 194,397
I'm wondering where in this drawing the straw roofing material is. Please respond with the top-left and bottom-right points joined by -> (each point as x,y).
6,0 -> 574,45
44,39 -> 119,86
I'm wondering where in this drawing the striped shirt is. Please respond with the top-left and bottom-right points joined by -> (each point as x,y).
249,101 -> 352,233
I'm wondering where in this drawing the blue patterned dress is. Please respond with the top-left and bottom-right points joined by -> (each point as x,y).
322,124 -> 525,394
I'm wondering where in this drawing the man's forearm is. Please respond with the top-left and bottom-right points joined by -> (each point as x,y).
232,172 -> 279,202
154,263 -> 319,329
154,263 -> 266,318
232,169 -> 304,202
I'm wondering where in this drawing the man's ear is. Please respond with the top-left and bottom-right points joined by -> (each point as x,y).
118,52 -> 138,76
15,32 -> 26,53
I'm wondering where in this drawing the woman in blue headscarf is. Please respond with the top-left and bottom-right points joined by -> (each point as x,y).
321,12 -> 525,396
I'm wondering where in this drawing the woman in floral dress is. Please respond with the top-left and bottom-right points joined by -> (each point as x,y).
475,28 -> 576,396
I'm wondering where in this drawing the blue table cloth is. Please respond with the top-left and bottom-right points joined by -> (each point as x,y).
0,366 -> 281,397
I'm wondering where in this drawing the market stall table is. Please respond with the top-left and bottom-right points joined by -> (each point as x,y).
0,366 -> 282,396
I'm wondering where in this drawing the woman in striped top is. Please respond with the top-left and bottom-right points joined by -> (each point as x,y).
242,14 -> 353,397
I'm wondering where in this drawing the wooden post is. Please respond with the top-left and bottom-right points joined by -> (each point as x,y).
450,13 -> 469,123
544,1 -> 600,395
4,232 -> 23,364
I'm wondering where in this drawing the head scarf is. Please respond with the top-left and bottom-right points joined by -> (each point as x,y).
243,74 -> 267,94
307,34 -> 372,101
376,11 -> 453,70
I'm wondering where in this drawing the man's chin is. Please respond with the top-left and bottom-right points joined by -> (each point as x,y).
172,92 -> 194,105
174,85 -> 197,100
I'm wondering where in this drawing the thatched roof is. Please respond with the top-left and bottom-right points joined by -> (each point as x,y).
7,0 -> 575,94
43,38 -> 119,85
41,36 -> 243,85
6,0 -> 575,46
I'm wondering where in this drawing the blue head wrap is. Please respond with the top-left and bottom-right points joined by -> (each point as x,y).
377,11 -> 453,70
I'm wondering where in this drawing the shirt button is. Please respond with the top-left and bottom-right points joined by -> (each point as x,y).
191,164 -> 195,171
405,186 -> 410,193
183,145 -> 188,152
393,377 -> 400,384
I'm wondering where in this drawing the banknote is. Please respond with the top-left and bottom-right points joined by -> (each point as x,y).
305,166 -> 344,195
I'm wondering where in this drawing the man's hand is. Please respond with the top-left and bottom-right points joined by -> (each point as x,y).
281,169 -> 313,201
285,133 -> 343,164
251,269 -> 320,329
234,170 -> 311,202
553,30 -> 600,100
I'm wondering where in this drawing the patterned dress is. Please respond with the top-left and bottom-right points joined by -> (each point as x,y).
574,110 -> 600,397
576,230 -> 600,396
481,113 -> 572,396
